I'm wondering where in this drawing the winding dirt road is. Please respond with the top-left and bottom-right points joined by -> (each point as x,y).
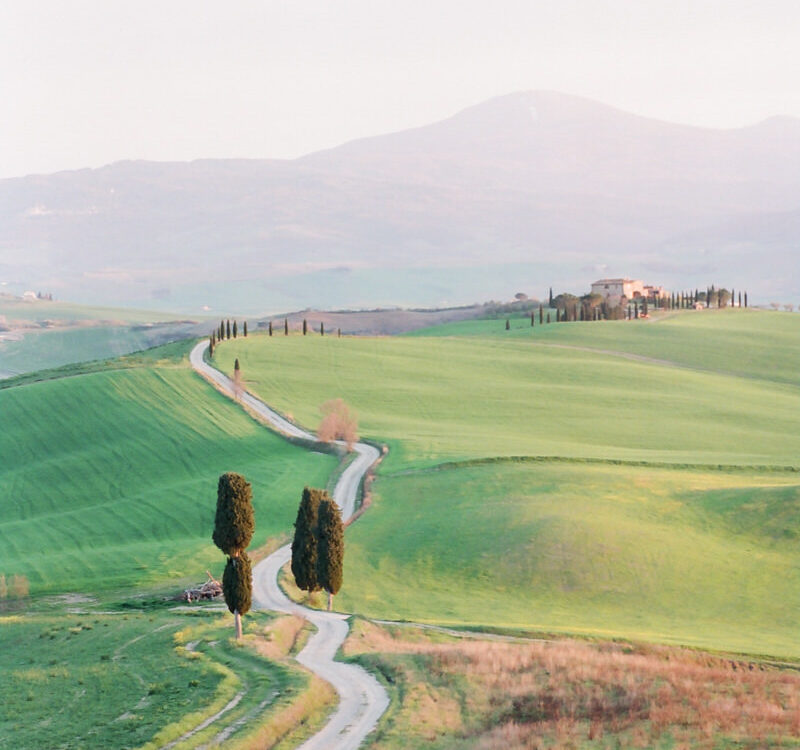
189,340 -> 388,750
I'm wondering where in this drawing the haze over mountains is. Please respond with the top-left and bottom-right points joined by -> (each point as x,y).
1,91 -> 798,313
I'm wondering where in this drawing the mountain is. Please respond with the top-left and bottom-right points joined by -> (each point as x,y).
1,91 -> 798,312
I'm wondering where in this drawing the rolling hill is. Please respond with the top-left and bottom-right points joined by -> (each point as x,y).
213,309 -> 800,657
0,342 -> 337,595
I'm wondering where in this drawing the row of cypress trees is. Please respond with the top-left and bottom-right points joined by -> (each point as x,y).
209,318 -> 248,355
291,487 -> 344,611
265,319 -> 340,337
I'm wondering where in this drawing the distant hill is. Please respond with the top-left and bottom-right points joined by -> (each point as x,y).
1,91 -> 798,312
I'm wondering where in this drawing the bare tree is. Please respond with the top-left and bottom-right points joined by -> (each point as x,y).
317,399 -> 359,450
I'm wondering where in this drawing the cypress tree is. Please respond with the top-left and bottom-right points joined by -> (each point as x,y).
285,318 -> 289,336
539,304 -> 543,324
269,320 -> 273,336
316,496 -> 344,611
209,335 -> 214,357
744,292 -> 748,308
291,487 -> 324,592
220,320 -> 225,339
212,472 -> 255,638
338,328 -> 342,338
321,321 -> 325,336
243,321 -> 248,337
731,288 -> 735,307
233,320 -> 238,338
303,319 -> 308,335
738,291 -> 742,307
222,552 -> 252,627
546,312 -> 551,324
530,311 -> 535,327
549,287 -> 553,307
226,320 -> 231,339
505,319 -> 510,330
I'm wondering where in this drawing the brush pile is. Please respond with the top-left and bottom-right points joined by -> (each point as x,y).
182,571 -> 223,602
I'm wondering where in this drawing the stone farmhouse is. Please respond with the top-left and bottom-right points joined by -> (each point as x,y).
591,278 -> 668,306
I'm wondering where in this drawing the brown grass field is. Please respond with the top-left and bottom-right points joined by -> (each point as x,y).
345,620 -> 800,749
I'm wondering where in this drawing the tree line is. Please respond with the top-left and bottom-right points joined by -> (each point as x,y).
504,285 -> 750,329
210,318 -> 343,354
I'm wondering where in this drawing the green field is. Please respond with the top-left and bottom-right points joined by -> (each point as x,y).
406,307 -> 800,386
0,324 -> 202,378
0,609 -> 322,750
0,297 -> 207,378
213,309 -> 800,657
338,461 -> 800,657
0,347 -> 337,596
0,336 -> 343,748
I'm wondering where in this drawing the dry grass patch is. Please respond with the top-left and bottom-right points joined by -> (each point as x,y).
345,621 -> 800,749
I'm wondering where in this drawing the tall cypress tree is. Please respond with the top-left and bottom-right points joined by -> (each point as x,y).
539,304 -> 543,324
548,287 -> 554,307
284,318 -> 289,336
233,320 -> 238,338
291,488 -> 324,593
316,497 -> 344,611
303,319 -> 308,335
269,320 -> 273,336
738,291 -> 742,308
243,320 -> 248,337
744,292 -> 748,307
505,319 -> 510,330
546,312 -> 551,324
209,335 -> 214,357
321,321 -> 325,336
222,552 -> 252,631
226,320 -> 231,339
213,473 -> 255,638
530,311 -> 535,327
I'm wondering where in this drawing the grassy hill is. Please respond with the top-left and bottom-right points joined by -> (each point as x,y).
0,343 -> 336,595
0,297 -> 206,378
406,307 -> 800,386
213,309 -> 800,657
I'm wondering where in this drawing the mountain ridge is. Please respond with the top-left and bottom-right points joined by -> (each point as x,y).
1,91 -> 798,311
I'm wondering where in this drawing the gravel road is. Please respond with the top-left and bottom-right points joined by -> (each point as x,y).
190,340 -> 388,750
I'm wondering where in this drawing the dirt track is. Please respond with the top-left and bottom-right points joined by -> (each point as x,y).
190,340 -> 388,750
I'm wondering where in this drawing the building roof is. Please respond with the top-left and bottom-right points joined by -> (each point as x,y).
591,278 -> 639,285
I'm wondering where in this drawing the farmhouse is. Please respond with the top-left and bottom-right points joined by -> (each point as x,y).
591,278 -> 668,306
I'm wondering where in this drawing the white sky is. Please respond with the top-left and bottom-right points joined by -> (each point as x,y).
2,0 -> 799,178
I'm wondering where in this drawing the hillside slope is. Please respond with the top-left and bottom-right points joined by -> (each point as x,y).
0,350 -> 336,594
214,310 -> 800,656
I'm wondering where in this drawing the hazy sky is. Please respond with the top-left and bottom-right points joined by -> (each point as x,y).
2,0 -> 799,178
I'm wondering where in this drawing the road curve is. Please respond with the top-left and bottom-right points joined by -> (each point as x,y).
189,340 -> 388,750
